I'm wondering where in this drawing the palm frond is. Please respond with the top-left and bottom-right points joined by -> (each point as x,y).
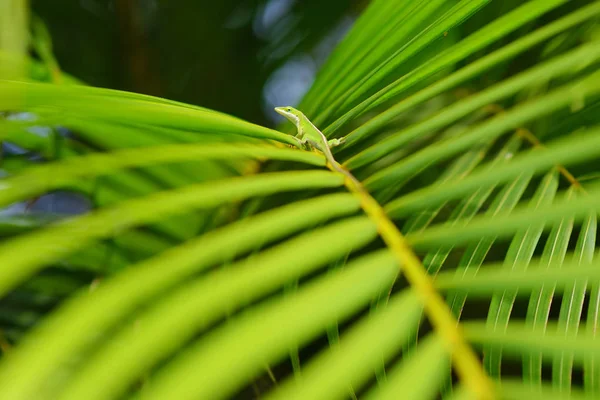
1,0 -> 600,399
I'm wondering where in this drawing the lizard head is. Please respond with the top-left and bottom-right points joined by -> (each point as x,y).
274,106 -> 303,126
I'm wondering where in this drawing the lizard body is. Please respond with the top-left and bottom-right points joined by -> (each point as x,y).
275,106 -> 362,189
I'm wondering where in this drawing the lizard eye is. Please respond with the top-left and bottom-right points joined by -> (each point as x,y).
287,108 -> 291,111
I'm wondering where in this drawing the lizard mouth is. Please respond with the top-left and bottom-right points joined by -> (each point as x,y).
274,107 -> 287,116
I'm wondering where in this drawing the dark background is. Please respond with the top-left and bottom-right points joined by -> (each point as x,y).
31,0 -> 367,126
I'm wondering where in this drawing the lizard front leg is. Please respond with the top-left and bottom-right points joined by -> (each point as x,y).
327,137 -> 346,148
292,136 -> 310,150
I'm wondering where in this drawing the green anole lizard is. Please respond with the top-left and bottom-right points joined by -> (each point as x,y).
275,106 -> 362,189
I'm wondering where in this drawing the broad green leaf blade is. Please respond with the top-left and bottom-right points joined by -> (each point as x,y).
0,143 -> 324,208
284,278 -> 302,379
8,115 -> 255,186
0,80 -> 298,145
1,122 -> 241,242
265,290 -> 422,400
0,193 -> 361,400
2,79 -> 230,113
58,217 -> 379,400
0,170 -> 343,296
135,250 -> 399,400
444,385 -> 479,400
363,334 -> 449,400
